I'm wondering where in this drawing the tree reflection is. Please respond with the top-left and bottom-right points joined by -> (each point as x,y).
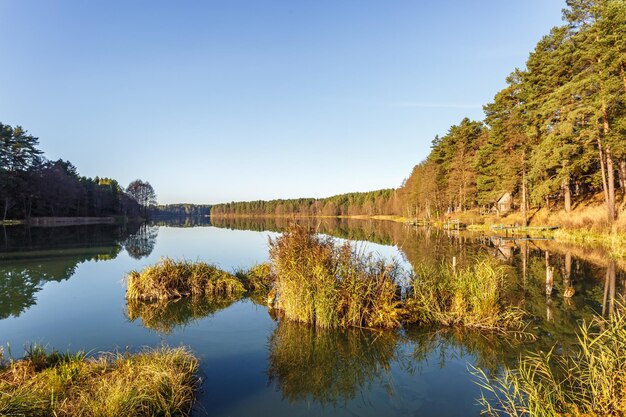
0,268 -> 39,319
0,253 -> 120,319
402,326 -> 528,374
0,223 -> 150,319
123,223 -> 158,259
125,295 -> 242,335
267,320 -> 398,405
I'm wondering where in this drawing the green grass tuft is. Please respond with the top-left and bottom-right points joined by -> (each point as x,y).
235,262 -> 274,294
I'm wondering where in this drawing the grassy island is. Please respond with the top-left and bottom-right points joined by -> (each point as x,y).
126,258 -> 247,301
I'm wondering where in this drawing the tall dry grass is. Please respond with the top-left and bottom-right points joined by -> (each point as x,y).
269,224 -> 404,329
126,258 -> 246,301
474,303 -> 626,417
235,263 -> 274,294
404,259 -> 525,331
0,345 -> 199,417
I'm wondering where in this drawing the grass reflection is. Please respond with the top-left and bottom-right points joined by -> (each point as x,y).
267,319 -> 398,405
126,295 -> 242,335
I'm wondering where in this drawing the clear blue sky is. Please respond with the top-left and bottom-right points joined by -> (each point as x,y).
0,1 -> 565,204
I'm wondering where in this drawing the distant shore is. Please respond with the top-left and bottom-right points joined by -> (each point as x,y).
0,216 -> 144,226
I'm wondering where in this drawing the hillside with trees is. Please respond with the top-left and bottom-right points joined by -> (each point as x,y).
0,123 -> 152,221
398,0 -> 626,225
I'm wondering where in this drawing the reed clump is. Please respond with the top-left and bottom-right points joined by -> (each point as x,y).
475,304 -> 626,417
269,224 -> 404,329
0,345 -> 199,417
404,259 -> 525,331
126,258 -> 246,301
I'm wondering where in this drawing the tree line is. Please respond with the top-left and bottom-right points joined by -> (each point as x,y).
150,203 -> 211,218
210,189 -> 399,217
399,0 -> 626,224
0,123 -> 156,221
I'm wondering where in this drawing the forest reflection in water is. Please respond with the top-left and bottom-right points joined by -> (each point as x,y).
259,316 -> 535,406
0,222 -> 159,319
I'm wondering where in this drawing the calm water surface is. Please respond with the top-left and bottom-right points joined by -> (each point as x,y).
0,218 -> 623,416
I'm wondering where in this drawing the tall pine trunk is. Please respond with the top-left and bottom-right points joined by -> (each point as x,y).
521,150 -> 528,226
606,146 -> 616,221
618,159 -> 626,198
563,177 -> 571,213
600,101 -> 616,222
598,137 -> 611,220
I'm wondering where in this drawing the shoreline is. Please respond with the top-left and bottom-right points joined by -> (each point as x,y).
0,216 -> 145,227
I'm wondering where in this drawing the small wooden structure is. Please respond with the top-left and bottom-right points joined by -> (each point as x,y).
496,192 -> 513,214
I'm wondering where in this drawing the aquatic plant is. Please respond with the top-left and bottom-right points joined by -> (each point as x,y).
404,259 -> 525,331
269,224 -> 404,329
474,303 -> 626,417
0,345 -> 199,417
126,257 -> 246,301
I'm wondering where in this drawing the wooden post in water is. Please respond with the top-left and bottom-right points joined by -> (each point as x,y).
545,251 -> 554,296
565,252 -> 572,281
546,267 -> 554,296
546,297 -> 554,322
521,240 -> 528,290
603,260 -> 616,318
610,261 -> 616,317
546,247 -> 554,322
563,251 -> 575,299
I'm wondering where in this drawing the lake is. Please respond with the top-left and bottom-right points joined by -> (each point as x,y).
0,218 -> 623,416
